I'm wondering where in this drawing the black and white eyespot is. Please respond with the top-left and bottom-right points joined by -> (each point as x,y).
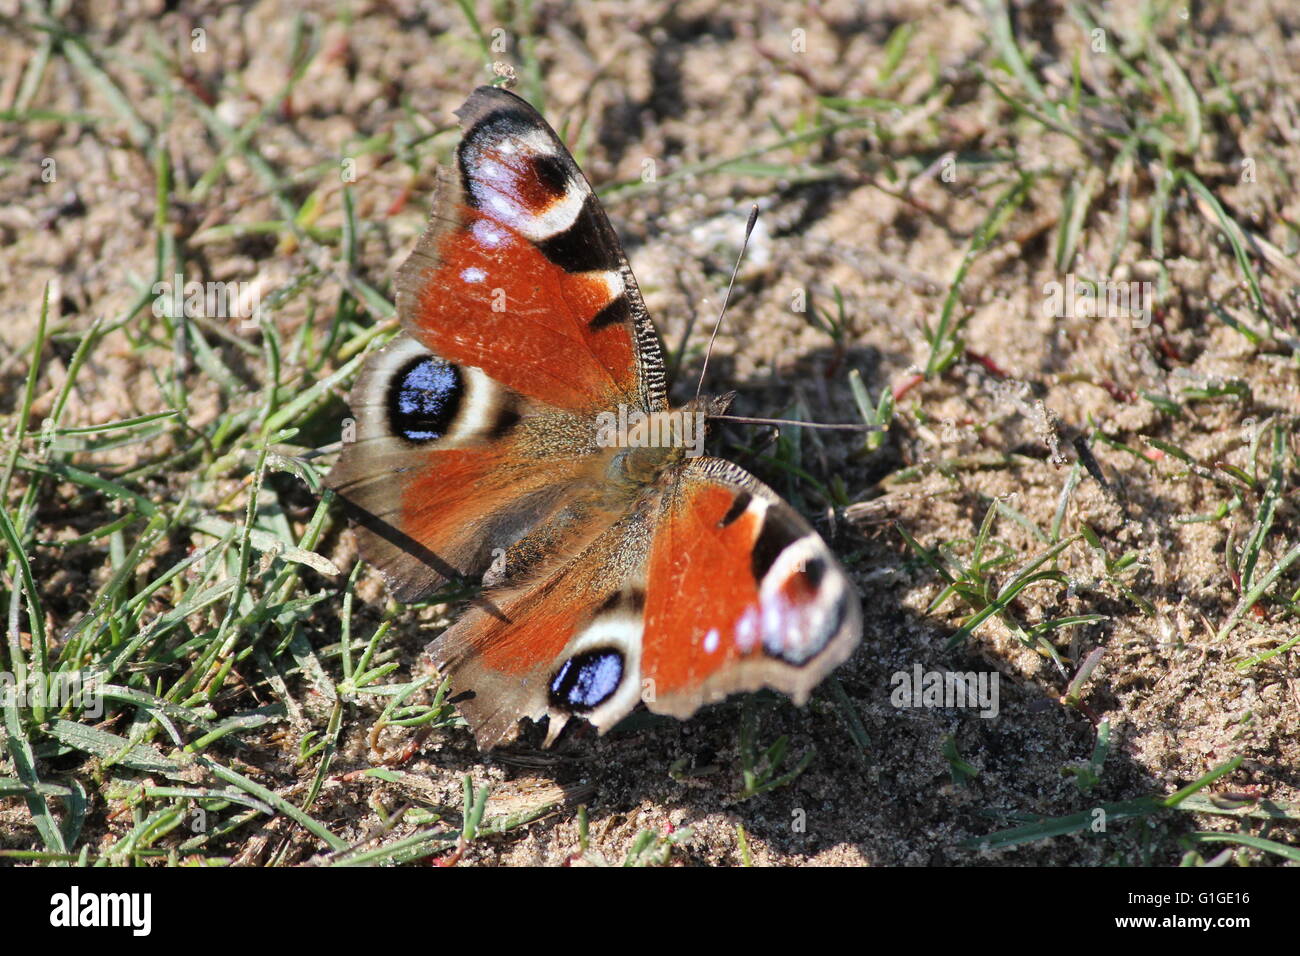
548,648 -> 624,713
459,120 -> 592,245
362,336 -> 520,448
755,533 -> 848,666
543,592 -> 645,742
387,355 -> 463,443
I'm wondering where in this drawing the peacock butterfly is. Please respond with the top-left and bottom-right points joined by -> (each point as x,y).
327,86 -> 861,749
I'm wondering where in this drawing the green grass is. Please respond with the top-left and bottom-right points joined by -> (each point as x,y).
896,502 -> 1104,670
865,0 -> 1300,863
736,699 -> 816,801
2,8 -> 462,866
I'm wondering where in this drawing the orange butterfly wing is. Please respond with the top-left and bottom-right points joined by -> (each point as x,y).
393,86 -> 666,414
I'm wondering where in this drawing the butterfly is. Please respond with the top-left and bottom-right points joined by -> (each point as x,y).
326,86 -> 862,749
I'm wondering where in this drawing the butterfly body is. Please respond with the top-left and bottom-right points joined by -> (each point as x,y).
327,87 -> 862,749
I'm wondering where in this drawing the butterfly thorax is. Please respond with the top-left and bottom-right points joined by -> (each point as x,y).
600,395 -> 730,489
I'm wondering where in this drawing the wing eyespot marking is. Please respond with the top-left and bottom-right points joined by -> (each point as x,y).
386,356 -> 463,444
548,648 -> 624,713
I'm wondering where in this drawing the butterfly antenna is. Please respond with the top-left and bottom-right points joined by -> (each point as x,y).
708,415 -> 879,432
694,204 -> 760,404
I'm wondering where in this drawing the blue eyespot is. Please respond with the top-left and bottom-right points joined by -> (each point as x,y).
549,649 -> 624,712
387,357 -> 462,443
